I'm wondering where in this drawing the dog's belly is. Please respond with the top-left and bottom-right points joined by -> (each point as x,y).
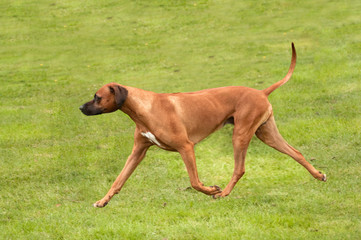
167,91 -> 238,143
168,96 -> 234,144
187,116 -> 234,144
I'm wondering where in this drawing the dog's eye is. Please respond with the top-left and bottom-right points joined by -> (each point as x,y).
94,95 -> 102,103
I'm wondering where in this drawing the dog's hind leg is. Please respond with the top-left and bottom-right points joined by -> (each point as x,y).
255,115 -> 326,181
214,125 -> 254,198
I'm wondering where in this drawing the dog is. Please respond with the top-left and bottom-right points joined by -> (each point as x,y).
80,43 -> 326,208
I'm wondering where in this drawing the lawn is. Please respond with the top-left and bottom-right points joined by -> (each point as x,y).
1,0 -> 360,239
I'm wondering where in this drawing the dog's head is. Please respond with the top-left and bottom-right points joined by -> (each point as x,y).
79,83 -> 128,116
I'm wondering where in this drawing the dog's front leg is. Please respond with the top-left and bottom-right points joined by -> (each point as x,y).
178,142 -> 222,196
93,138 -> 150,208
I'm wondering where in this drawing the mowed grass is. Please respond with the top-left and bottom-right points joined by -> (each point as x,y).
1,0 -> 360,239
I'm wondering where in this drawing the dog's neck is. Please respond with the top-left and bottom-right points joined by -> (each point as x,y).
120,86 -> 155,124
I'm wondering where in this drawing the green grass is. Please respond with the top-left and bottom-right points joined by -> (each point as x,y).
1,0 -> 360,239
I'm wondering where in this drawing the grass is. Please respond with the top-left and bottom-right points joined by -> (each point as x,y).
1,0 -> 360,239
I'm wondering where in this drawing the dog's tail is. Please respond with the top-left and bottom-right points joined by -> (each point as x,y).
263,42 -> 297,96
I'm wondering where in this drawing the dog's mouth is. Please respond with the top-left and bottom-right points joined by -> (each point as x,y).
81,110 -> 103,116
79,104 -> 103,116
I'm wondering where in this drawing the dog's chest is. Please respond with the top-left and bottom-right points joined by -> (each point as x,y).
141,132 -> 163,147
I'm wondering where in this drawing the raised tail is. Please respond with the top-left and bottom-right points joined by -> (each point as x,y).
263,42 -> 297,96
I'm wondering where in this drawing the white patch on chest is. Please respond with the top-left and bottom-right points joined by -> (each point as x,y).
141,132 -> 162,147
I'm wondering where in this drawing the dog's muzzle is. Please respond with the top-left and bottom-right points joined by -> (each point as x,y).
79,104 -> 89,115
79,103 -> 103,116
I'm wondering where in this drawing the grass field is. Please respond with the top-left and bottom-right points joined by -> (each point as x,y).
1,0 -> 360,239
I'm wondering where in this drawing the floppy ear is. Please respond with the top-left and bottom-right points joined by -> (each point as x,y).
110,85 -> 128,109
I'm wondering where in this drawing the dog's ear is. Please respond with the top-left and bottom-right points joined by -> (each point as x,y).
109,86 -> 115,94
109,85 -> 128,109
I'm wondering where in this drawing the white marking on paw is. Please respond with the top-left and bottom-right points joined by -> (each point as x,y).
141,132 -> 162,147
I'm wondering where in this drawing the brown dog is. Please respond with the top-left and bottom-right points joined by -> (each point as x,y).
80,43 -> 326,208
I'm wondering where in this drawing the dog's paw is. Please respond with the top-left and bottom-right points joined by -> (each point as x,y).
209,185 -> 222,195
212,192 -> 225,199
210,185 -> 221,191
318,171 -> 327,182
322,173 -> 327,182
93,200 -> 108,208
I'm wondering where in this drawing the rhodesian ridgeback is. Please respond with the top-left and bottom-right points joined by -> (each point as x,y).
80,43 -> 326,208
